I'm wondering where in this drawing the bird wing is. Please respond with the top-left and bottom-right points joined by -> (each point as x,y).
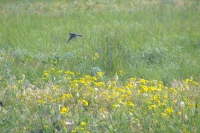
70,33 -> 83,37
67,33 -> 83,43
67,34 -> 75,43
77,34 -> 83,37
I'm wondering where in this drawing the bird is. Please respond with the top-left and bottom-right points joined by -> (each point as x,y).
67,33 -> 83,43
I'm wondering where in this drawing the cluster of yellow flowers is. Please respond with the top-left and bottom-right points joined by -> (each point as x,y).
10,67 -> 199,132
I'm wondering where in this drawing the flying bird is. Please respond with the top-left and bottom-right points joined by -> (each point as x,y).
67,33 -> 83,43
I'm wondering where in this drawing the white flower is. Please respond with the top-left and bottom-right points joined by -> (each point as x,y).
94,87 -> 98,91
94,95 -> 98,99
143,93 -> 148,97
180,101 -> 185,107
66,121 -> 74,125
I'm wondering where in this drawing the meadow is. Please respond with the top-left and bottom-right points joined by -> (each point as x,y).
0,0 -> 200,132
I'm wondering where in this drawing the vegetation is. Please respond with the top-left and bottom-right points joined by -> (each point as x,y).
0,0 -> 200,132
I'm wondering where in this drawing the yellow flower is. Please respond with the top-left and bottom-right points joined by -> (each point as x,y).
149,86 -> 156,91
161,113 -> 167,118
165,107 -> 174,115
118,88 -> 125,93
81,122 -> 86,126
117,99 -> 122,103
82,100 -> 88,106
18,80 -> 22,84
148,104 -> 156,110
65,71 -> 75,75
62,93 -> 73,100
13,85 -> 17,90
71,127 -> 79,132
102,91 -> 108,95
152,95 -> 159,101
135,118 -> 139,122
141,85 -> 148,92
100,107 -> 105,112
126,90 -> 132,95
139,79 -> 147,84
94,81 -> 104,87
44,125 -> 49,128
119,70 -> 123,75
60,107 -> 69,114
37,99 -> 43,104
57,70 -> 63,74
53,85 -> 59,91
51,67 -> 55,71
113,104 -> 120,108
95,53 -> 100,58
185,79 -> 197,85
92,53 -> 100,60
84,75 -> 91,79
41,77 -> 46,80
43,71 -> 48,76
125,82 -> 133,88
97,72 -> 104,77
130,78 -> 136,82
127,102 -> 135,107
178,111 -> 182,115
169,88 -> 177,94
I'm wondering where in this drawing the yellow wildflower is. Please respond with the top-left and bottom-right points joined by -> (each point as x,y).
113,104 -> 120,108
43,71 -> 48,76
57,70 -> 62,74
53,85 -> 59,91
13,85 -> 17,90
149,86 -> 156,91
139,79 -> 147,84
178,111 -> 182,115
37,99 -> 43,104
92,53 -> 100,60
161,113 -> 167,118
82,100 -> 88,106
165,107 -> 174,115
164,95 -> 168,99
102,91 -> 108,95
62,93 -> 73,100
126,90 -> 132,95
119,70 -> 123,75
60,107 -> 69,114
18,80 -> 22,84
153,95 -> 159,101
97,72 -> 104,77
94,81 -> 104,87
148,104 -> 156,110
128,102 -> 135,107
100,107 -> 105,112
65,71 -> 74,75
51,67 -> 55,71
41,77 -> 46,80
81,122 -> 86,126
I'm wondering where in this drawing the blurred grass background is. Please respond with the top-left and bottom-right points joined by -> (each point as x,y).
0,0 -> 200,133
0,0 -> 200,84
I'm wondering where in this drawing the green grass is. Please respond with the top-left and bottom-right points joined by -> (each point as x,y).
1,0 -> 200,83
0,0 -> 200,132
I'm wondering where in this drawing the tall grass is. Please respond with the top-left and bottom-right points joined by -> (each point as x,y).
0,0 -> 200,132
0,0 -> 200,83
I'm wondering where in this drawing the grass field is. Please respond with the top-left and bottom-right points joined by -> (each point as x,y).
0,0 -> 200,132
